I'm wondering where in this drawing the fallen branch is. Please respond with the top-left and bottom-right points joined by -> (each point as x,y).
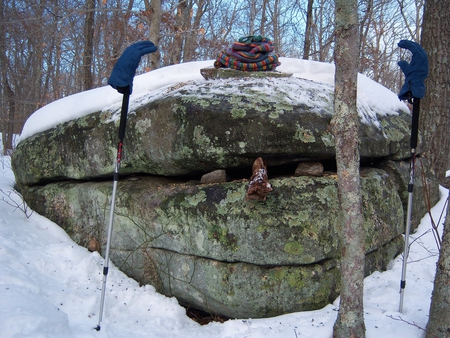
387,315 -> 438,338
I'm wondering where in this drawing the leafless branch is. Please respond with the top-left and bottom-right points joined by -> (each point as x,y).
419,161 -> 443,249
405,230 -> 440,261
0,188 -> 33,218
387,315 -> 439,338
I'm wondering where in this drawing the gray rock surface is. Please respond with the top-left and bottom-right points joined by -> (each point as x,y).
20,168 -> 413,317
13,77 -> 413,185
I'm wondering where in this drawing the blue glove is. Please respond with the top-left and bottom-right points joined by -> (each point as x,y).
397,40 -> 428,101
108,41 -> 157,94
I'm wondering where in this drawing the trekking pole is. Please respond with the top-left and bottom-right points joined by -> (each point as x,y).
96,87 -> 129,331
95,41 -> 157,331
399,95 -> 420,313
395,40 -> 428,313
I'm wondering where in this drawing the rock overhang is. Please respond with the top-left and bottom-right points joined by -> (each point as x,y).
12,76 -> 414,186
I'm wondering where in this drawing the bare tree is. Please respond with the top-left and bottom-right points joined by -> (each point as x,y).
83,0 -> 96,90
0,0 -> 12,154
184,0 -> 208,61
397,0 -> 423,42
311,0 -> 335,62
358,0 -> 373,71
248,0 -> 257,35
302,0 -> 314,60
419,0 -> 450,185
271,0 -> 281,49
259,0 -> 269,37
422,0 -> 450,334
144,0 -> 162,69
332,0 -> 366,336
195,0 -> 239,59
0,0 -> 55,153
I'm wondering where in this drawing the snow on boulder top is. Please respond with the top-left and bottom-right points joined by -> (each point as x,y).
18,58 -> 409,142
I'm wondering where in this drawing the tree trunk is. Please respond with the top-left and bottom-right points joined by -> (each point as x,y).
427,191 -> 450,337
0,0 -> 14,154
248,0 -> 256,36
302,0 -> 314,60
422,1 -> 450,335
184,0 -> 207,62
358,0 -> 372,72
420,0 -> 450,185
170,0 -> 188,65
145,0 -> 162,70
82,0 -> 95,90
1,81 -> 15,155
259,0 -> 268,37
270,0 -> 281,51
332,0 -> 366,337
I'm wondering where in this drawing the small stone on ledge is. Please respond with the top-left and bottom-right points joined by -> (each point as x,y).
294,162 -> 324,177
200,169 -> 227,184
88,238 -> 101,252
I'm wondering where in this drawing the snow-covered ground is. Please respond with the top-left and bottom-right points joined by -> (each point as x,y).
0,155 -> 448,337
1,57 -> 449,337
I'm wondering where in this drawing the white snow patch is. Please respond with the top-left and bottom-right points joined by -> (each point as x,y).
18,58 -> 409,142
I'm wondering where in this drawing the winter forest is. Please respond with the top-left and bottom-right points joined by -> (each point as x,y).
1,0 -> 450,336
0,0 -> 424,154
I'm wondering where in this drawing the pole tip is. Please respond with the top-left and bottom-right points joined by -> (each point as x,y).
95,325 -> 101,331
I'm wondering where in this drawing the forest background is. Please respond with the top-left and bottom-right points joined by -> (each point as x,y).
0,0 -> 423,154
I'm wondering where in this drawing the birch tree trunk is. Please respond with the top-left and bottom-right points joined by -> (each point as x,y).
332,0 -> 366,336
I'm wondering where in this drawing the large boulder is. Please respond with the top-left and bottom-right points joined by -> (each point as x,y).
21,168 -> 404,318
11,62 -> 441,318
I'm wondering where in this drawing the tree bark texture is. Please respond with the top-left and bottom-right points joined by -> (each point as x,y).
422,1 -> 450,335
82,0 -> 95,90
170,0 -> 188,64
427,193 -> 450,337
145,0 -> 162,70
0,0 -> 15,154
184,0 -> 207,62
420,0 -> 450,185
332,0 -> 366,337
302,0 -> 314,60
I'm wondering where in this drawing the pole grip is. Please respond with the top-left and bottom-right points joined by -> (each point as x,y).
118,86 -> 130,141
410,97 -> 420,150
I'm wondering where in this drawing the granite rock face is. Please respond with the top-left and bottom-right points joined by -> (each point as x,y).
13,76 -> 413,185
21,168 -> 405,318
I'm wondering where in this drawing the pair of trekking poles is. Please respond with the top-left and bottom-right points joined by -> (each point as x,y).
94,39 -> 427,330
